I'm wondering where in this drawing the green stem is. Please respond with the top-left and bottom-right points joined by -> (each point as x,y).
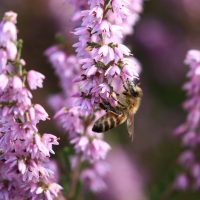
13,39 -> 24,77
77,186 -> 85,200
103,0 -> 112,18
160,185 -> 174,200
16,39 -> 23,62
67,155 -> 82,200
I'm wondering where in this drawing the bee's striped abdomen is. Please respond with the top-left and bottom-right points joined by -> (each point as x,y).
92,112 -> 127,133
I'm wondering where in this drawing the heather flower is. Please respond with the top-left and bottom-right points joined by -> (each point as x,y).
45,160 -> 60,182
33,182 -> 62,200
0,49 -> 7,72
0,74 -> 9,90
71,130 -> 111,162
29,104 -> 49,123
0,11 -> 61,199
107,0 -> 144,40
174,49 -> 200,190
46,45 -> 111,194
0,11 -> 18,60
68,0 -> 143,37
178,150 -> 195,168
54,105 -> 111,163
107,148 -> 147,200
27,70 -> 45,90
174,173 -> 188,190
47,0 -> 144,197
68,0 -> 89,21
80,161 -> 110,192
45,47 -> 81,110
73,0 -> 142,111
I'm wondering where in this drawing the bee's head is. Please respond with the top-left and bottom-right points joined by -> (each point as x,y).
126,78 -> 142,97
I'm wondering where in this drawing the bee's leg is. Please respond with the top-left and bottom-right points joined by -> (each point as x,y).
122,91 -> 129,96
109,106 -> 121,114
117,101 -> 126,107
110,95 -> 126,111
120,77 -> 128,91
100,100 -> 122,114
116,100 -> 126,110
99,95 -> 111,111
123,83 -> 129,92
99,102 -> 111,111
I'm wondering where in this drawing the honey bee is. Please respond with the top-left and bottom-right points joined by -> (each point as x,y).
92,78 -> 142,140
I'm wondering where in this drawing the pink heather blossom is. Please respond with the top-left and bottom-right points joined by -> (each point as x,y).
33,182 -> 62,200
71,130 -> 111,162
107,148 -> 147,200
0,49 -> 7,72
0,74 -> 9,90
46,46 -> 111,193
54,104 -> 111,162
73,0 -> 142,111
27,70 -> 45,90
45,46 -> 81,110
46,0 -> 144,195
12,75 -> 23,89
6,41 -> 17,60
54,106 -> 85,138
174,49 -> 200,190
80,161 -> 110,192
3,11 -> 17,23
45,160 -> 60,182
109,0 -> 144,37
178,150 -> 195,169
0,11 -> 61,199
30,104 -> 49,122
0,12 -> 18,61
67,0 -> 143,37
174,174 -> 188,190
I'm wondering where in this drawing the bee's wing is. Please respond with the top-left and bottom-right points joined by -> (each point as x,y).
92,112 -> 127,133
127,110 -> 135,141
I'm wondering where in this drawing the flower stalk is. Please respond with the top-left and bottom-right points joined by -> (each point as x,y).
0,11 -> 62,199
174,49 -> 200,190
